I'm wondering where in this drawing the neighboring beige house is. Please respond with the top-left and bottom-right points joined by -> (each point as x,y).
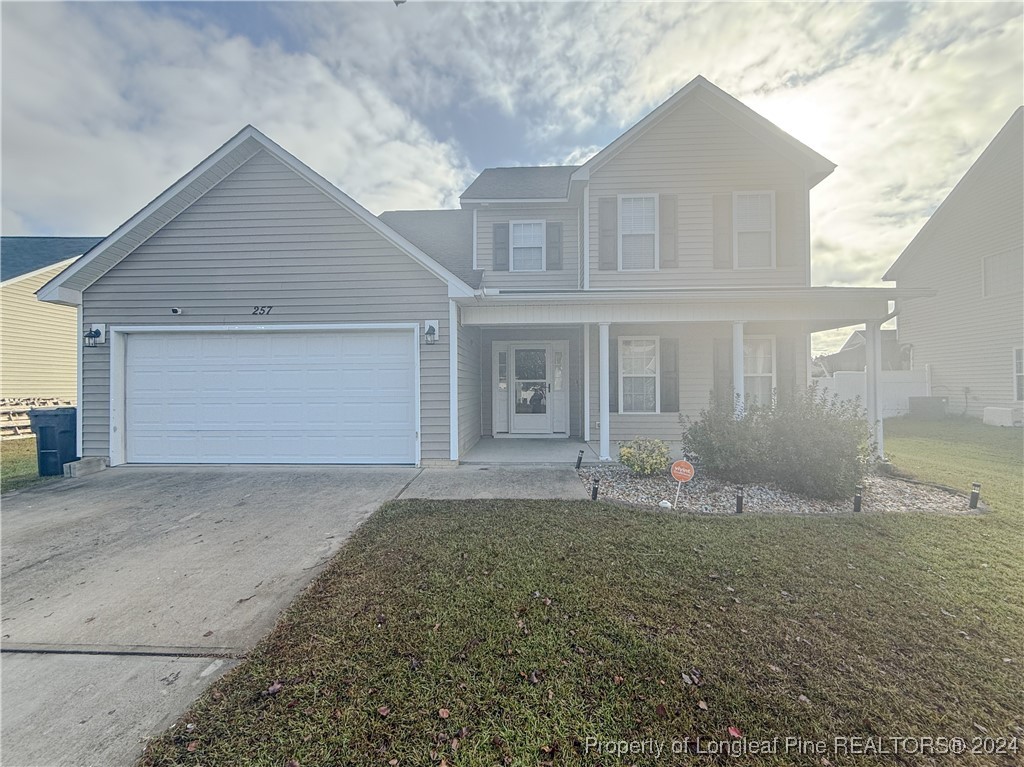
39,76 -> 922,465
1,238 -> 101,401
884,108 -> 1023,422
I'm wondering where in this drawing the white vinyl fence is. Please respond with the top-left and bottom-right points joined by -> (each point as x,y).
815,369 -> 929,418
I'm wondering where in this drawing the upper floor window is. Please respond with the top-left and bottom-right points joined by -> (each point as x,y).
619,195 -> 658,270
744,336 -> 776,407
734,191 -> 775,269
619,336 -> 660,413
511,221 -> 545,271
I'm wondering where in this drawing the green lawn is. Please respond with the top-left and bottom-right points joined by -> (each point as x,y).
0,437 -> 58,494
141,420 -> 1023,767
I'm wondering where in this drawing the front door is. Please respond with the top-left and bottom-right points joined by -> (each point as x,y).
510,345 -> 551,434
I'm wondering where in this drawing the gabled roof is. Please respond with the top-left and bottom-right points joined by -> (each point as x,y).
37,126 -> 476,305
883,106 -> 1024,281
1,237 -> 101,282
460,165 -> 579,202
571,75 -> 836,187
379,209 -> 481,288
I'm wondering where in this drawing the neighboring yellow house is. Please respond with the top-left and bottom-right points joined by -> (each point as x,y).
1,237 -> 101,401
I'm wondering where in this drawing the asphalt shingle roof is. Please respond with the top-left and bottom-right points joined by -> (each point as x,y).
1,237 -> 102,282
379,209 -> 481,288
460,165 -> 578,201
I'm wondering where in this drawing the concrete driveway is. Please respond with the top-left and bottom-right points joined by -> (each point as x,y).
1,465 -> 417,767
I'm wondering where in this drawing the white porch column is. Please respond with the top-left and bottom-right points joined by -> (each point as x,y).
732,321 -> 745,417
583,325 -> 591,442
864,320 -> 884,457
599,322 -> 611,460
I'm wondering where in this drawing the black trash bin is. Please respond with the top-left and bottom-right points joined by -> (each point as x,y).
27,407 -> 78,477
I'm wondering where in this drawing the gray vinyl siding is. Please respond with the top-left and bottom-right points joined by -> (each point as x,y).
0,263 -> 78,400
475,204 -> 579,290
587,91 -> 809,289
458,323 -> 482,454
585,323 -> 808,444
80,149 -> 452,461
891,111 -> 1023,418
479,327 -> 583,438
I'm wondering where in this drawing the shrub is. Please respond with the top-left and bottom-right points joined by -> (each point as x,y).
682,386 -> 872,500
618,437 -> 671,477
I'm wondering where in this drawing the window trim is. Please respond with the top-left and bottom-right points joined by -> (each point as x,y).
743,335 -> 777,407
1014,347 -> 1023,402
509,219 -> 546,272
617,194 -> 660,272
618,335 -> 661,414
732,190 -> 776,270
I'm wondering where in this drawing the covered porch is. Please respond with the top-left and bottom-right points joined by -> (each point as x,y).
453,287 -> 932,462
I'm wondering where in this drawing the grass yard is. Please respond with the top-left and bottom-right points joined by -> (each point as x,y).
0,437 -> 57,494
141,420 -> 1023,767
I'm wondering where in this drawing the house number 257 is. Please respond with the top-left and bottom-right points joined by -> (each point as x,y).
251,306 -> 274,315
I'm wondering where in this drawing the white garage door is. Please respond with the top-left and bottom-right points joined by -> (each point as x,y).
125,330 -> 417,464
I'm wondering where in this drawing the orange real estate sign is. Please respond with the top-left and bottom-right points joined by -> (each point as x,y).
671,460 -> 695,483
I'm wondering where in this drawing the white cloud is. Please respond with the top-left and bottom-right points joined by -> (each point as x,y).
1,3 -> 475,236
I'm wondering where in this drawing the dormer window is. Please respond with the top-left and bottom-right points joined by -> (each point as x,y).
618,195 -> 658,270
510,221 -> 545,271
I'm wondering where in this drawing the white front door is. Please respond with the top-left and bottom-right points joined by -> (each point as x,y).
492,341 -> 567,436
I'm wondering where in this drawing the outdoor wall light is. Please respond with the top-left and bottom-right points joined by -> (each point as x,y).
83,324 -> 106,347
423,320 -> 439,345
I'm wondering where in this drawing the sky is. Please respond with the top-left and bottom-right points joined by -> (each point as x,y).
2,1 -> 1021,353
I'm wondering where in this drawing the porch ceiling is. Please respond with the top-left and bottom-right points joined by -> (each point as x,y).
456,287 -> 934,332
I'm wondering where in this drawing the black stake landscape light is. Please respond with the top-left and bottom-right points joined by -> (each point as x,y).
575,450 -> 584,470
853,485 -> 863,513
969,482 -> 981,509
735,488 -> 744,514
591,478 -> 599,501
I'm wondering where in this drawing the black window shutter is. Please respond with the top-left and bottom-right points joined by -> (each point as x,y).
598,197 -> 618,270
493,223 -> 509,271
609,335 -> 618,413
546,222 -> 563,270
660,337 -> 679,412
713,338 -> 733,407
659,194 -> 678,268
774,190 -> 797,268
712,193 -> 733,269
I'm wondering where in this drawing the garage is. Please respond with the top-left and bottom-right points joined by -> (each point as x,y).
119,327 -> 418,464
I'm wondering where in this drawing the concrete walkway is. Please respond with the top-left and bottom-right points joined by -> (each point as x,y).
402,464 -> 589,500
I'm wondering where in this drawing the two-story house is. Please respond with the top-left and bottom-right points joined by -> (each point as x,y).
39,76 -> 921,466
883,107 -> 1023,423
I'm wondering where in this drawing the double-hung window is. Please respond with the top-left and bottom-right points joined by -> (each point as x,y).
619,195 -> 658,270
1015,348 -> 1023,401
743,336 -> 776,407
510,221 -> 545,271
734,191 -> 775,268
619,337 -> 659,413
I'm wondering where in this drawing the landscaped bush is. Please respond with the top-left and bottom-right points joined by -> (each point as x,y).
618,437 -> 671,476
682,386 -> 873,499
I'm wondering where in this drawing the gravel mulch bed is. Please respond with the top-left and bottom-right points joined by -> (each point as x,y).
578,465 -> 978,515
